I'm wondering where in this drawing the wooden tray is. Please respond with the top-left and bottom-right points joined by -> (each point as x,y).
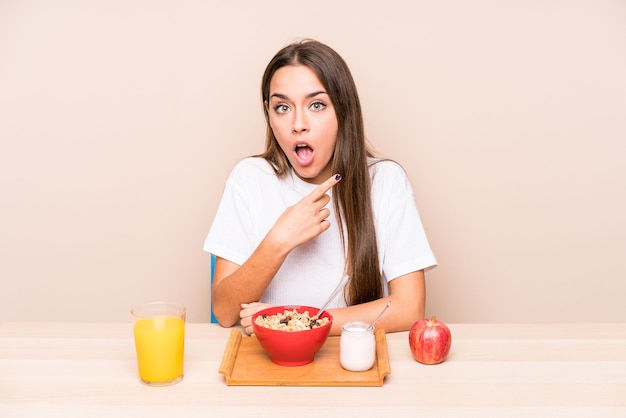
219,328 -> 390,386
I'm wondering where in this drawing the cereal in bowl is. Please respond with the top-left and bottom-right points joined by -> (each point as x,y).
255,309 -> 329,331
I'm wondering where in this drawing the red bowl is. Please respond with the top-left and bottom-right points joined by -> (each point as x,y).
252,305 -> 333,366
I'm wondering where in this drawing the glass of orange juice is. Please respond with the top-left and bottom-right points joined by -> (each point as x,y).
131,302 -> 185,386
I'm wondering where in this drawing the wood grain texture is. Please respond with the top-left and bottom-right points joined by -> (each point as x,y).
219,328 -> 390,386
1,322 -> 625,418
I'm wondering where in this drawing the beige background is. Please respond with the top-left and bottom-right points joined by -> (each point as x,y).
1,0 -> 625,323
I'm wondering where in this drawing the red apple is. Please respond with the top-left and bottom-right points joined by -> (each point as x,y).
409,316 -> 452,364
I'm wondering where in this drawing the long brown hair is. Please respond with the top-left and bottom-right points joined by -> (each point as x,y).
258,39 -> 383,305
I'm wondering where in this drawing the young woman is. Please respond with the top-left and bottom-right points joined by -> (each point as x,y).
204,39 -> 436,335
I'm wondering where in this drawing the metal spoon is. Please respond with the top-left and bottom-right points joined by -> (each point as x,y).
313,274 -> 350,320
365,301 -> 391,332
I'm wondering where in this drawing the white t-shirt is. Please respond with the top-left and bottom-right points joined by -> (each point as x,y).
203,157 -> 437,309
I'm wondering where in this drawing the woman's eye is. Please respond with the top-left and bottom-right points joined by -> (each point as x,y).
310,101 -> 326,111
274,104 -> 290,114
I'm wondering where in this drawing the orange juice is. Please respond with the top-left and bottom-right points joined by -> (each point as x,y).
133,316 -> 185,384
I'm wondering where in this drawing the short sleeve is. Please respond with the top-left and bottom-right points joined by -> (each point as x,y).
371,161 -> 437,281
203,163 -> 258,265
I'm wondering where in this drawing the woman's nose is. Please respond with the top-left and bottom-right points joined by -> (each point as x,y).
292,109 -> 309,133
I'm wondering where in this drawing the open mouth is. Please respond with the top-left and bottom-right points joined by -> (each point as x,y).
294,143 -> 314,165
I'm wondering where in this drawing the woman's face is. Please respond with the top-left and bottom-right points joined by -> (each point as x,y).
266,65 -> 338,184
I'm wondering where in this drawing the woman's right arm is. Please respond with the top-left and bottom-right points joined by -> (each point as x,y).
211,173 -> 342,327
211,239 -> 288,327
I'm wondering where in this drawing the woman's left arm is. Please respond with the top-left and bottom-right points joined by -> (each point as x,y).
326,270 -> 425,335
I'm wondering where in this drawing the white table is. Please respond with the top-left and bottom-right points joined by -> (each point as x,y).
1,322 -> 625,417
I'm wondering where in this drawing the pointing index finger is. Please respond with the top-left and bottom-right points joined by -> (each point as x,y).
312,173 -> 342,199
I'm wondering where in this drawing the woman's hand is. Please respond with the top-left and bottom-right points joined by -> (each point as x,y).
265,174 -> 341,253
240,302 -> 274,335
213,174 -> 341,330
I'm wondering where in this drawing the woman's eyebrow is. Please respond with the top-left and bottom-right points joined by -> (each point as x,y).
269,93 -> 288,100
269,91 -> 328,100
306,91 -> 328,98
